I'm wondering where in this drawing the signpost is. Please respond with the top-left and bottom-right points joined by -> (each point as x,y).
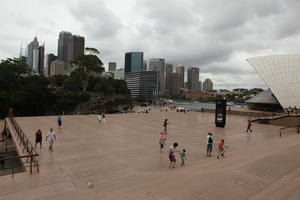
215,100 -> 227,128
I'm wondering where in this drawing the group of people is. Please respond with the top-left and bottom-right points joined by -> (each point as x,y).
97,113 -> 106,124
159,118 -> 187,168
34,128 -> 56,152
160,118 -> 230,169
206,132 -> 226,159
34,115 -> 62,152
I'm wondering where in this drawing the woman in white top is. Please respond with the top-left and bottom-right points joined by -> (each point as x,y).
46,128 -> 56,152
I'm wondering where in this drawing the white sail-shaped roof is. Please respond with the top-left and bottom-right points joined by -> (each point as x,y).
247,55 -> 300,109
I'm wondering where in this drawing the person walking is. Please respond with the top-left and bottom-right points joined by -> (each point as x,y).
46,128 -> 56,152
168,142 -> 179,168
206,132 -> 213,157
163,118 -> 169,133
159,132 -> 166,152
217,139 -> 225,159
97,114 -> 102,123
57,114 -> 63,129
246,120 -> 252,133
34,129 -> 42,148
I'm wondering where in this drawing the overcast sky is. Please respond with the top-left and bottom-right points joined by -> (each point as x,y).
1,0 -> 300,89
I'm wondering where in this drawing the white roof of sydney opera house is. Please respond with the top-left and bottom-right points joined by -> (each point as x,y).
247,55 -> 300,109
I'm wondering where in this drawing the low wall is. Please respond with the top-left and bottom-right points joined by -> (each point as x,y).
200,109 -> 275,118
269,116 -> 300,127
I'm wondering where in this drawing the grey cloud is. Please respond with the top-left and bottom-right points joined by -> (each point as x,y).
70,0 -> 122,39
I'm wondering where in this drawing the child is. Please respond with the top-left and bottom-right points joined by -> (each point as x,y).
180,149 -> 186,166
159,132 -> 166,152
217,139 -> 225,159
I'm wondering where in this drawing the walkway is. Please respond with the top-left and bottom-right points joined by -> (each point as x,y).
0,111 -> 300,200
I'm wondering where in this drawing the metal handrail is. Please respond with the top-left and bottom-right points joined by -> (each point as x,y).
279,125 -> 300,137
2,115 -> 39,175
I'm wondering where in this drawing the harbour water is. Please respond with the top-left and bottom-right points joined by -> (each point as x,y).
173,101 -> 242,111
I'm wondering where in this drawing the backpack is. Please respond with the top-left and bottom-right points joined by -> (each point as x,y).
208,136 -> 213,143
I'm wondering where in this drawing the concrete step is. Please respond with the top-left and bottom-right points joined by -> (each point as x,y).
249,167 -> 300,200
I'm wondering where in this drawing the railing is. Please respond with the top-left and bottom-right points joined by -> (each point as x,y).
279,126 -> 300,137
1,115 -> 39,176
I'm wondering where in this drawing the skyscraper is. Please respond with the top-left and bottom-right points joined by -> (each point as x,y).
45,53 -> 57,77
176,65 -> 185,88
203,78 -> 213,92
57,31 -> 72,70
187,67 -> 200,92
108,62 -> 117,72
124,52 -> 143,73
32,44 -> 45,75
67,35 -> 85,73
125,71 -> 159,100
170,72 -> 180,96
165,63 -> 173,95
26,36 -> 39,68
148,58 -> 165,95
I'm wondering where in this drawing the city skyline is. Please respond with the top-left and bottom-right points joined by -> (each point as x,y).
2,0 -> 300,89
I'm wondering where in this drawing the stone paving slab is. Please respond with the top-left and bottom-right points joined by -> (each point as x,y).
0,111 -> 300,199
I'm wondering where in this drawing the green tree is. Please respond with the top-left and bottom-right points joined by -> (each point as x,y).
49,74 -> 68,87
71,47 -> 104,92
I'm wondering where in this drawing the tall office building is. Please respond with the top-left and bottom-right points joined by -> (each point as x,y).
187,67 -> 200,92
170,72 -> 180,96
125,52 -> 143,73
26,36 -> 39,68
148,58 -> 165,95
50,61 -> 65,76
176,65 -> 185,88
165,63 -> 173,95
67,35 -> 85,73
45,53 -> 57,77
125,71 -> 159,100
57,31 -> 72,70
203,78 -> 213,92
108,62 -> 117,72
32,45 -> 45,75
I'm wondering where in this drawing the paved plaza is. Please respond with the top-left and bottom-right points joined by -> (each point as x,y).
1,111 -> 300,200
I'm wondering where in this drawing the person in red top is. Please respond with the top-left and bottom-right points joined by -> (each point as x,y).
217,139 -> 225,159
246,120 -> 252,133
8,108 -> 13,116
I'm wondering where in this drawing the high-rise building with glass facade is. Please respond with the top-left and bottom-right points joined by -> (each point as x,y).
125,52 -> 144,73
148,58 -> 165,95
57,31 -> 72,70
125,71 -> 159,100
26,36 -> 39,68
45,53 -> 57,77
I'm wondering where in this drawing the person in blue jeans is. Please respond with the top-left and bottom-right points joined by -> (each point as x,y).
206,132 -> 213,157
